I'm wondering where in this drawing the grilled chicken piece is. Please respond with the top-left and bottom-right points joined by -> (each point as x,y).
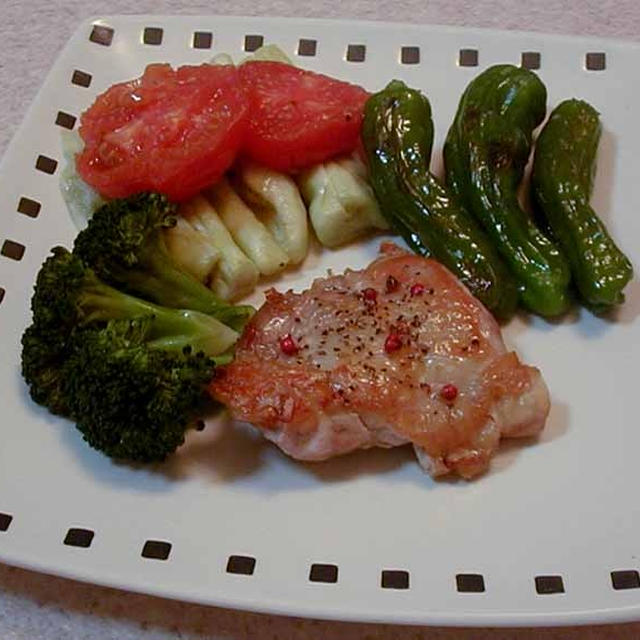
211,243 -> 549,478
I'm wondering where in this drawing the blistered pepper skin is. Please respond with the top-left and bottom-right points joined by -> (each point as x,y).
531,99 -> 632,311
444,65 -> 572,317
362,80 -> 518,320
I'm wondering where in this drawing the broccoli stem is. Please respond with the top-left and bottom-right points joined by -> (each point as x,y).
145,309 -> 238,357
133,238 -> 254,332
78,278 -> 238,357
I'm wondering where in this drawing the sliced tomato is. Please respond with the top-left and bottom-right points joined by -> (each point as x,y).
239,61 -> 369,172
77,63 -> 248,202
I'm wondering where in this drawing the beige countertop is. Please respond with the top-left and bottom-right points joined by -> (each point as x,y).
2,1 -> 640,638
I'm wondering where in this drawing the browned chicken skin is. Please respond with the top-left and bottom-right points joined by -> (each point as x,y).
211,243 -> 550,479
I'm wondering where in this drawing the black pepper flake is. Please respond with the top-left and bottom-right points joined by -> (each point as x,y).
429,288 -> 435,295
318,350 -> 327,356
294,317 -> 301,323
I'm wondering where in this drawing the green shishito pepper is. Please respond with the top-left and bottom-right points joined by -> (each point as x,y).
444,65 -> 571,317
531,99 -> 633,311
361,79 -> 518,320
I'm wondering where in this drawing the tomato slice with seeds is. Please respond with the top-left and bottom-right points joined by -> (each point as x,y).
76,63 -> 248,202
239,61 -> 369,172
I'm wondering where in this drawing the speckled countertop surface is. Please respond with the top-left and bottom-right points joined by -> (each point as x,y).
2,1 -> 640,638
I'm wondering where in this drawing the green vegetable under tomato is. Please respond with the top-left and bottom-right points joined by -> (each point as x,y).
361,79 -> 519,320
531,99 -> 633,312
444,64 -> 572,317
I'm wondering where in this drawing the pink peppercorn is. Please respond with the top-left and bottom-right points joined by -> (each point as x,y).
363,287 -> 378,302
440,383 -> 458,402
384,332 -> 403,353
279,334 -> 298,356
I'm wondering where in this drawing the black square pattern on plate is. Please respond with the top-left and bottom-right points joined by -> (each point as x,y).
141,540 -> 172,560
535,575 -> 565,594
401,46 -> 420,64
459,49 -> 478,66
244,34 -> 264,52
89,25 -> 114,46
456,573 -> 485,593
35,155 -> 57,175
64,528 -> 94,548
0,287 -> 5,306
55,111 -> 76,130
0,513 -> 12,532
381,569 -> 409,590
143,27 -> 163,46
346,44 -> 366,62
71,70 -> 92,88
586,52 -> 606,70
309,563 -> 338,583
17,197 -> 41,218
298,39 -> 317,56
521,51 -> 541,70
1,240 -> 25,261
611,570 -> 640,590
193,31 -> 213,49
226,555 -> 256,575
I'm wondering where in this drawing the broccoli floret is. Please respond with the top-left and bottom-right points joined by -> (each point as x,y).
21,247 -> 237,461
21,323 -> 70,415
21,247 -> 94,415
25,246 -> 238,355
61,319 -> 215,462
73,192 -> 254,331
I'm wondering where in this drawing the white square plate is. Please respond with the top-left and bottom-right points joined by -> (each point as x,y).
0,14 -> 639,627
